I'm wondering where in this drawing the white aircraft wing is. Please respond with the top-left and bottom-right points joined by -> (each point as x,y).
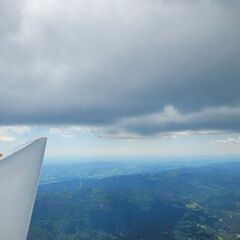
0,138 -> 47,240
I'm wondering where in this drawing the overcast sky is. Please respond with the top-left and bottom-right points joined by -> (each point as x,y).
0,0 -> 240,161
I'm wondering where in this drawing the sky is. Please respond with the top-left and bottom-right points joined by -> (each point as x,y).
0,0 -> 240,163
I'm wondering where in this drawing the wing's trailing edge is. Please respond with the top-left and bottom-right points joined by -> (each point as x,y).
0,138 -> 47,240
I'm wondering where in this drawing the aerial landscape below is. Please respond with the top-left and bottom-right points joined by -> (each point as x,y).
28,160 -> 240,240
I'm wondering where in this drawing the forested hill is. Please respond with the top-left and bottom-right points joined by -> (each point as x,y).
28,161 -> 240,240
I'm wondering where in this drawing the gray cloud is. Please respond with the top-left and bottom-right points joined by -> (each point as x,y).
121,105 -> 240,136
0,0 -> 240,136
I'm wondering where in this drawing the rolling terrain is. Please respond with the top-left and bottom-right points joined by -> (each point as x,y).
28,161 -> 240,240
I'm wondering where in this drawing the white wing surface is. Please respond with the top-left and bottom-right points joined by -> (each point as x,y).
0,138 -> 47,240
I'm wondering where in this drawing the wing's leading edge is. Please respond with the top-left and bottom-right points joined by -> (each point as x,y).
0,138 -> 47,240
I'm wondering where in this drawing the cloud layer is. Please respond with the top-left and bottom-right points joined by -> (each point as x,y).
0,0 -> 240,136
0,126 -> 31,142
211,136 -> 240,145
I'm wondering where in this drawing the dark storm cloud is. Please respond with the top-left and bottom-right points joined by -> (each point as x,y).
0,0 -> 240,135
122,106 -> 240,136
